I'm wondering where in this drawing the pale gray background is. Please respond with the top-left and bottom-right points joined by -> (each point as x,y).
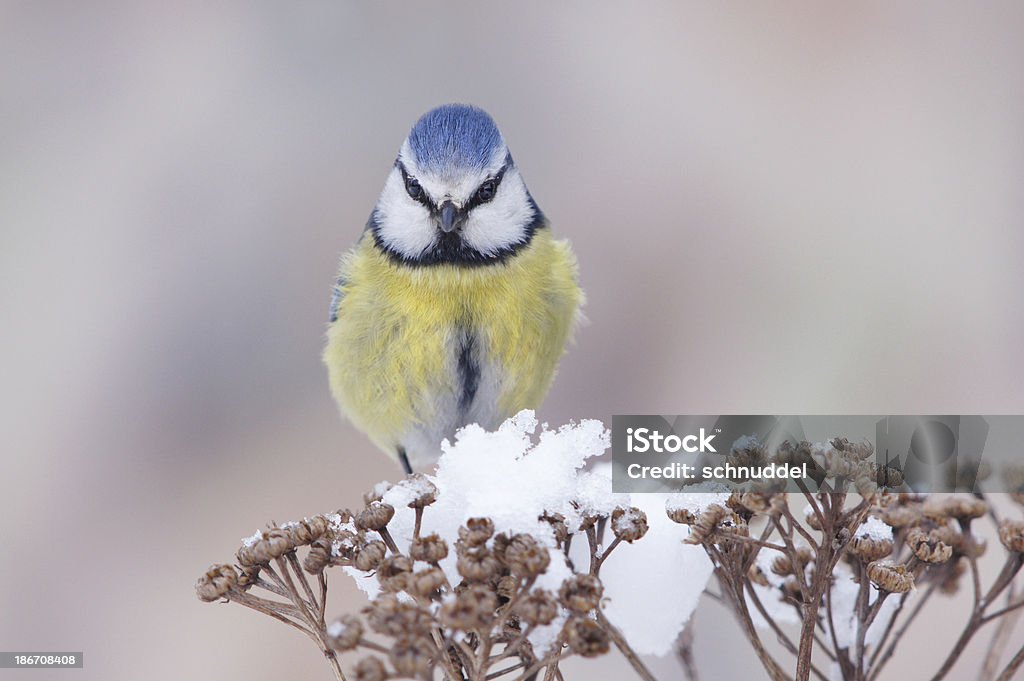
2,2 -> 1023,680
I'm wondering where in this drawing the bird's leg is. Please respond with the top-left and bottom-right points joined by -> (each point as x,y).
397,447 -> 413,475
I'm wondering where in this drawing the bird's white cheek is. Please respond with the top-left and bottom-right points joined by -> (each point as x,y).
461,178 -> 533,255
374,176 -> 437,258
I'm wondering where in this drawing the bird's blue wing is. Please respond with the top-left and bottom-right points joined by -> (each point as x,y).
328,276 -> 346,323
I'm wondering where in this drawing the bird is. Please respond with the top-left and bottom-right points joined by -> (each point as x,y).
323,104 -> 582,474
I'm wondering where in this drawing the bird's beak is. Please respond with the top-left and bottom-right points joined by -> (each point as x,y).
439,201 -> 460,233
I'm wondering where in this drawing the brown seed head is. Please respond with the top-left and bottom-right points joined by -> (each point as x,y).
389,636 -> 433,678
377,555 -> 414,592
408,567 -> 448,598
440,584 -> 497,631
560,574 -> 604,614
850,535 -> 894,562
304,537 -> 332,574
401,473 -> 438,509
506,534 -> 551,578
355,502 -> 395,532
459,517 -> 495,547
866,561 -> 915,593
327,614 -> 363,651
906,527 -> 953,564
515,589 -> 559,627
611,507 -> 649,543
284,515 -> 329,545
924,497 -> 987,522
409,533 -> 449,564
364,594 -> 434,638
354,656 -> 389,681
196,564 -> 238,602
564,617 -> 610,658
354,540 -> 388,572
541,512 -> 570,544
998,520 -> 1024,553
457,547 -> 500,582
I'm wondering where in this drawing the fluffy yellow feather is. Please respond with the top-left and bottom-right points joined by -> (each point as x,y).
323,229 -> 581,463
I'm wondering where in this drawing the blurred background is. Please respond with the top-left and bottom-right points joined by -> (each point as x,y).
2,2 -> 1023,679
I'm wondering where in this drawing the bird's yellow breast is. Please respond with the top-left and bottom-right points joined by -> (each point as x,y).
323,229 -> 582,459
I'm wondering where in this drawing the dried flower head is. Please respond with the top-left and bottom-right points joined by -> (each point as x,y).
541,512 -> 570,544
866,561 -> 915,593
196,564 -> 237,602
505,533 -> 551,578
390,636 -> 433,678
402,473 -> 438,508
364,594 -> 433,639
560,574 -> 604,614
906,527 -> 953,564
515,588 -> 559,627
237,527 -> 295,567
457,546 -> 500,582
564,617 -> 610,658
459,517 -> 495,547
354,540 -> 388,572
354,656 -> 389,681
924,497 -> 987,522
666,504 -> 697,525
326,614 -> 363,651
355,501 -> 395,532
611,507 -> 649,543
998,520 -> 1024,553
377,555 -> 414,592
408,567 -> 447,598
440,584 -> 497,631
409,533 -> 449,564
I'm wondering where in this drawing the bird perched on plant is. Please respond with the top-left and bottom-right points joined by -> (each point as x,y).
324,104 -> 582,474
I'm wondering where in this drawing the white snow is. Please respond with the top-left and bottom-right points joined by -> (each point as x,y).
854,516 -> 893,542
342,411 -> 720,657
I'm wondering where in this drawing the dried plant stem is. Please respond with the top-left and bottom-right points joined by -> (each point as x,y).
995,644 -> 1024,681
982,586 -> 1023,681
930,553 -> 1024,681
674,617 -> 700,681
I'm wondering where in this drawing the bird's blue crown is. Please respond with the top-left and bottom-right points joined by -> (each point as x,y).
406,104 -> 505,175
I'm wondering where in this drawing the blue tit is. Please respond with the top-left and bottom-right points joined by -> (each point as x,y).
324,104 -> 582,473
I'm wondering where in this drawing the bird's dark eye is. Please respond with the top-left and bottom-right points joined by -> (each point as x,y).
405,175 -> 423,200
476,180 -> 497,202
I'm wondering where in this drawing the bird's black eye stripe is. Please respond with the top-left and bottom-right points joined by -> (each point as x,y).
464,163 -> 509,212
396,161 -> 433,208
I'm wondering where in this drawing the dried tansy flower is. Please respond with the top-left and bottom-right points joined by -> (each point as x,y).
326,614 -> 363,651
354,656 -> 389,681
354,540 -> 388,572
866,561 -> 915,593
906,527 -> 952,564
459,517 -> 495,547
440,584 -> 497,630
409,533 -> 449,563
998,520 -> 1024,552
560,574 -> 603,613
564,617 -> 610,657
377,555 -> 413,592
457,546 -> 500,582
505,534 -> 551,578
389,636 -> 433,678
355,501 -> 395,531
515,589 -> 559,627
196,564 -> 237,602
408,567 -> 447,598
611,507 -> 649,543
365,594 -> 433,638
